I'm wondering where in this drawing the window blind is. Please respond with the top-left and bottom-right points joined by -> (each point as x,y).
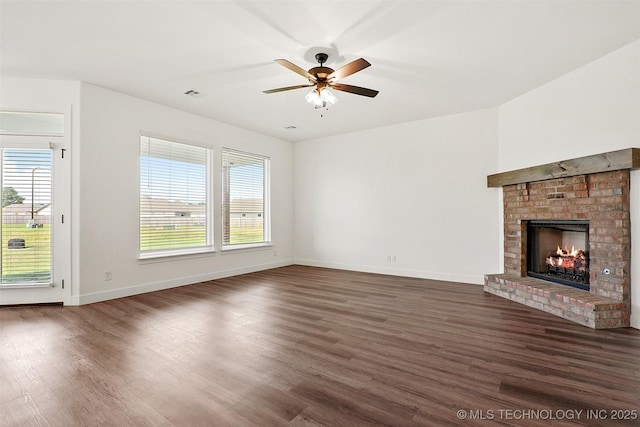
140,136 -> 209,254
1,148 -> 52,285
222,149 -> 269,246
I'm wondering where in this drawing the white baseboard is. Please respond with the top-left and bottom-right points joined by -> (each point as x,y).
70,260 -> 294,305
293,258 -> 484,285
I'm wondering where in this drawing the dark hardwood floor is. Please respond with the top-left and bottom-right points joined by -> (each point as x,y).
1,265 -> 639,426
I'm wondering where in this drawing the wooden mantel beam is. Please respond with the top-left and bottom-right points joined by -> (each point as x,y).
487,148 -> 640,188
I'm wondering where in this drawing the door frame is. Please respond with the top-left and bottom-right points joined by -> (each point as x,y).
0,109 -> 71,305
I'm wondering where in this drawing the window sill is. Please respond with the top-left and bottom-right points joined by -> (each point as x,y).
221,242 -> 272,252
138,246 -> 215,261
0,282 -> 54,289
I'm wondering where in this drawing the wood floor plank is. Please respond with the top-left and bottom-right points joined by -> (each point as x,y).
1,265 -> 639,426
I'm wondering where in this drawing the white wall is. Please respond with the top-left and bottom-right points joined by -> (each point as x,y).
76,83 -> 294,303
498,40 -> 640,169
294,108 -> 500,284
497,40 -> 640,328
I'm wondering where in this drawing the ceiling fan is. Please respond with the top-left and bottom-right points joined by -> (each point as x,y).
263,53 -> 379,109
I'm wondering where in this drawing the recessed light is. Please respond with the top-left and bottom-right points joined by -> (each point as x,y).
184,89 -> 200,97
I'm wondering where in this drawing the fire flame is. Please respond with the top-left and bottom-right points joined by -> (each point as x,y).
556,245 -> 579,257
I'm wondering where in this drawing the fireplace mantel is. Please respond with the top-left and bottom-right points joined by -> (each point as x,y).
487,148 -> 640,187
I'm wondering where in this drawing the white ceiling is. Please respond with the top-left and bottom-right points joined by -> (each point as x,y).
1,1 -> 639,142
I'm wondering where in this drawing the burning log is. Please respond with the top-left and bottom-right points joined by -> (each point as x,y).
545,245 -> 587,272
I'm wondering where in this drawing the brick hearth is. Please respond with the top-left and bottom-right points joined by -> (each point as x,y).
485,164 -> 632,329
485,274 -> 627,328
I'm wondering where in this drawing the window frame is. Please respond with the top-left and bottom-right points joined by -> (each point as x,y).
221,148 -> 271,251
138,134 -> 214,260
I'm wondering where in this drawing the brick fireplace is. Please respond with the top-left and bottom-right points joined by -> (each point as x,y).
484,149 -> 639,329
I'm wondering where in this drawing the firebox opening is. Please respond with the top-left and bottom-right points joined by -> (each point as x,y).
526,220 -> 590,291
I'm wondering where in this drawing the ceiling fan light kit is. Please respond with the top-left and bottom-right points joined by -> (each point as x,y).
263,52 -> 379,110
305,87 -> 337,109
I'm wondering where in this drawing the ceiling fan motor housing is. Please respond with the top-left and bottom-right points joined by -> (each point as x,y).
308,67 -> 333,82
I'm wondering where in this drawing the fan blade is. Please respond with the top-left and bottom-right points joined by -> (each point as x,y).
327,58 -> 371,81
263,84 -> 314,94
331,83 -> 379,98
274,59 -> 316,82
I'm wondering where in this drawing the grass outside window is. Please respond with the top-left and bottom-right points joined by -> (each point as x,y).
139,225 -> 263,251
1,223 -> 51,283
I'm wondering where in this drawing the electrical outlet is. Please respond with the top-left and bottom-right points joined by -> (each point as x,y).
273,250 -> 277,257
104,271 -> 112,281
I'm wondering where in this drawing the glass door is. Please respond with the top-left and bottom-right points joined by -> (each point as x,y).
0,136 -> 68,305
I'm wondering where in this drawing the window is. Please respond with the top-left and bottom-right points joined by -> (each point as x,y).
222,149 -> 270,248
0,111 -> 64,136
1,148 -> 52,284
140,136 -> 211,257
